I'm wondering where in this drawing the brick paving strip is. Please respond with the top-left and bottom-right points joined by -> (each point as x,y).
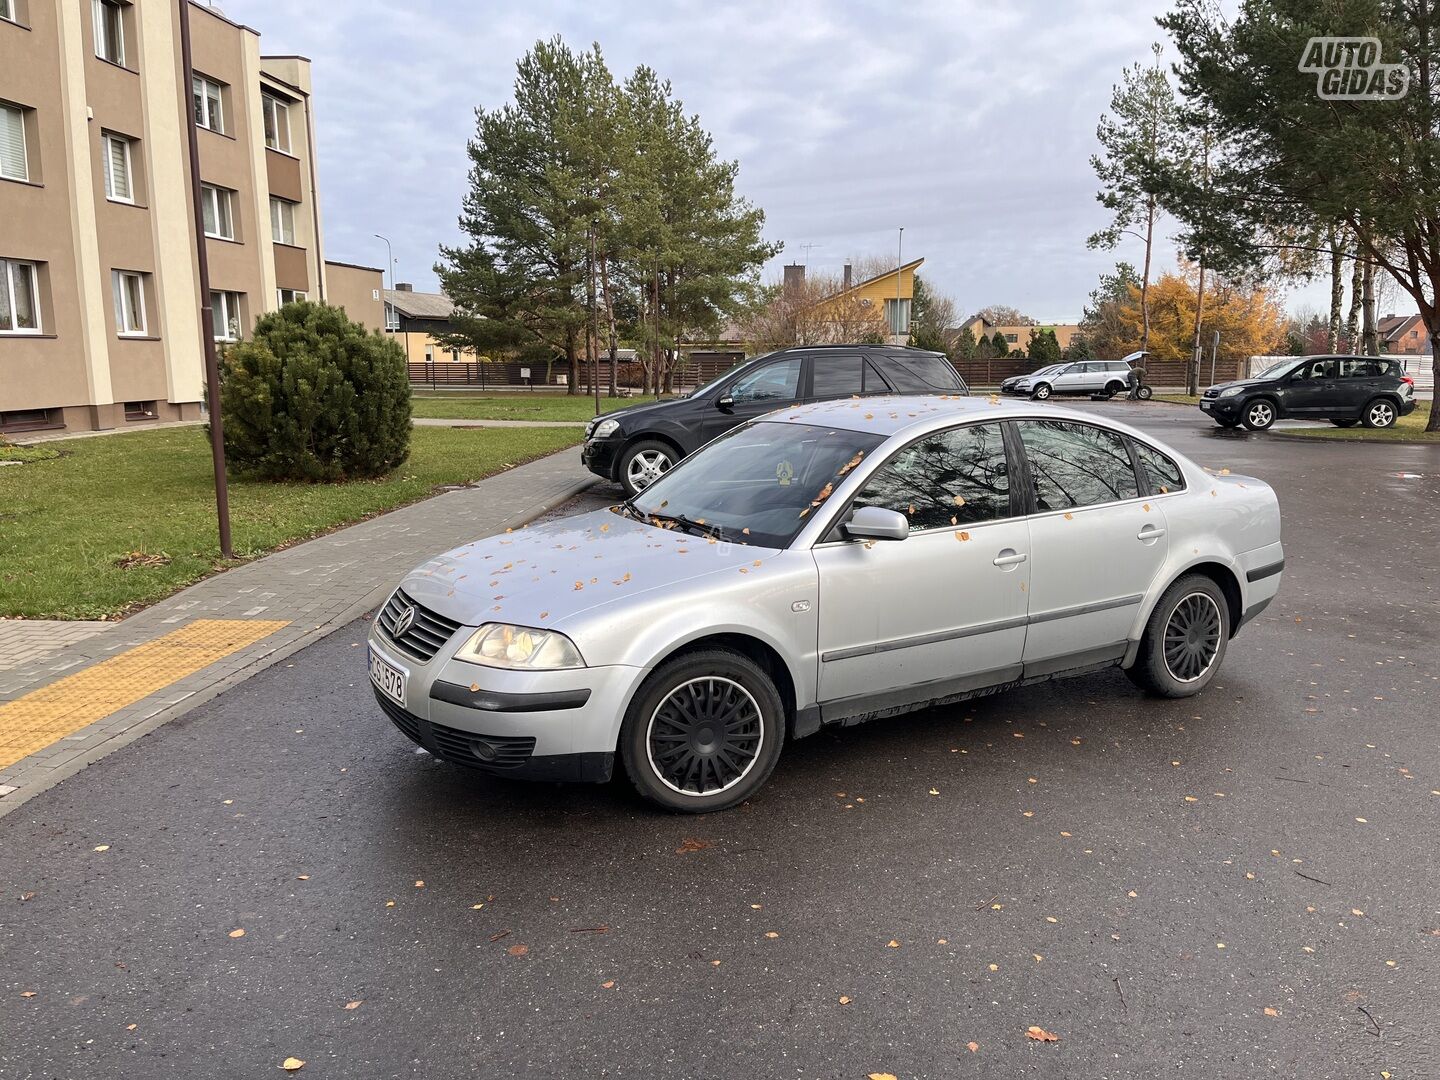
0,448 -> 600,815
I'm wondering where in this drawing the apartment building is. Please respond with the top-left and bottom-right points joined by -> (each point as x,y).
0,0 -> 360,435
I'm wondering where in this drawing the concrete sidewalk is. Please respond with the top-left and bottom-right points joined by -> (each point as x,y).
0,447 -> 599,814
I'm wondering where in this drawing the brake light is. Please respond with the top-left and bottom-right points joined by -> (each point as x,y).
1401,375 -> 1415,386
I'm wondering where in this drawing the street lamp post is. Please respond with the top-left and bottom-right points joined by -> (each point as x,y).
895,227 -> 904,345
373,233 -> 394,291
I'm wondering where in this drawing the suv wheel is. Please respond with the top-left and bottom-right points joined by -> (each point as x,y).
1361,398 -> 1398,429
1031,383 -> 1053,400
1241,399 -> 1276,430
619,440 -> 676,497
620,648 -> 785,813
1126,574 -> 1230,698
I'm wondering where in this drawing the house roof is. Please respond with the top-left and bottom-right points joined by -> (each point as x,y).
824,258 -> 925,303
1377,313 -> 1422,341
383,289 -> 455,320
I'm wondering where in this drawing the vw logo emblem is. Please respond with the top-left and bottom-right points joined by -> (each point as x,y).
392,604 -> 417,638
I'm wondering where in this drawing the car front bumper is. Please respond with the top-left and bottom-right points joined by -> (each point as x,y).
367,630 -> 642,783
1199,395 -> 1243,420
581,436 -> 621,481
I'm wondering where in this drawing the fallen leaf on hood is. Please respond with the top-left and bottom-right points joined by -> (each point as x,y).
955,531 -> 970,542
1026,1026 -> 1060,1042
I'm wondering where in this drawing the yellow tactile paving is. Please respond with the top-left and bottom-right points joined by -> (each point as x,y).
0,619 -> 290,770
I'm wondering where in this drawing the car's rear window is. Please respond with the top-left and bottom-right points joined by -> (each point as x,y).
883,353 -> 965,392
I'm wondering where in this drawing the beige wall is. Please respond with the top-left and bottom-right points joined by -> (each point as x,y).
325,262 -> 384,332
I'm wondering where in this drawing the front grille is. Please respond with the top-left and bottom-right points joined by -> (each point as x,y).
376,589 -> 462,662
375,689 -> 536,771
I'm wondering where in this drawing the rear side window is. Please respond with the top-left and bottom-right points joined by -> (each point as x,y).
1131,440 -> 1185,494
882,353 -> 964,392
854,422 -> 1011,531
1338,358 -> 1395,378
810,354 -> 885,397
1016,420 -> 1140,511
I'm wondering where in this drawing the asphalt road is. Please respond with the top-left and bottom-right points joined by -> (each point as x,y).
3,401 -> 1438,1080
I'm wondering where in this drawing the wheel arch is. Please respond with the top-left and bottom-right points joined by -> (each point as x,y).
1126,559 -> 1245,667
615,431 -> 685,481
1243,392 -> 1283,419
643,632 -> 799,737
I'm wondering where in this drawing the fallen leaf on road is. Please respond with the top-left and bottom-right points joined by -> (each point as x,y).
414,880 -> 425,888
839,995 -> 851,1005
281,1058 -> 305,1071
507,945 -> 528,956
19,892 -> 34,902
345,1000 -> 363,1010
1026,1026 -> 1060,1042
385,900 -> 395,908
887,940 -> 901,948
765,931 -> 779,939
601,980 -> 615,989
967,1041 -> 979,1052
228,929 -> 245,938
929,788 -> 940,796
675,837 -> 712,854
867,1074 -> 897,1080
1264,1007 -> 1278,1017
20,991 -> 36,998
93,845 -> 109,852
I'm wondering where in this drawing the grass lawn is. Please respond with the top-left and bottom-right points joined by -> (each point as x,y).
1274,401 -> 1437,443
1154,394 -> 1201,405
0,425 -> 583,620
410,393 -> 658,422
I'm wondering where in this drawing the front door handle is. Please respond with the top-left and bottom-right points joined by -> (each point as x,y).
993,549 -> 1028,569
1137,525 -> 1166,542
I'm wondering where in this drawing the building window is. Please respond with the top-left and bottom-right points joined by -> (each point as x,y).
883,297 -> 911,335
201,184 -> 234,240
269,196 -> 295,245
0,101 -> 28,182
0,0 -> 15,24
277,288 -> 306,305
101,131 -> 134,202
211,290 -> 242,341
111,269 -> 146,335
0,257 -> 41,334
93,0 -> 125,65
192,75 -> 224,134
384,302 -> 399,331
1006,333 -> 1018,343
0,408 -> 62,433
124,400 -> 157,421
261,94 -> 291,152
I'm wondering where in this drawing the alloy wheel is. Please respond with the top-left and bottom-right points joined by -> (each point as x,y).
1162,592 -> 1223,683
645,676 -> 764,796
1246,401 -> 1274,428
626,448 -> 672,491
1033,384 -> 1051,400
1367,401 -> 1396,428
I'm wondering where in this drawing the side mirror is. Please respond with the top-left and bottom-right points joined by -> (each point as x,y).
843,505 -> 909,542
717,395 -> 735,411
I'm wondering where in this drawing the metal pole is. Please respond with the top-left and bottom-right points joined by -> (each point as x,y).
1210,330 -> 1220,386
896,227 -> 904,344
179,0 -> 232,559
588,222 -> 601,416
373,234 -> 394,291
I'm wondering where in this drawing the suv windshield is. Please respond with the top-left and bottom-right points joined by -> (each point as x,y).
626,421 -> 885,548
1254,358 -> 1305,380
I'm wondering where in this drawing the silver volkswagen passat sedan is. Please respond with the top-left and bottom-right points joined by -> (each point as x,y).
368,395 -> 1283,813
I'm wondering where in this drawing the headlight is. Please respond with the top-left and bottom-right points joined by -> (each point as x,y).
453,623 -> 585,669
591,418 -> 620,439
1218,385 -> 1244,398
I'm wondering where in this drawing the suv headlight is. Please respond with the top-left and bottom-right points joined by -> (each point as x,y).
1217,385 -> 1244,398
454,624 -> 585,670
590,418 -> 620,439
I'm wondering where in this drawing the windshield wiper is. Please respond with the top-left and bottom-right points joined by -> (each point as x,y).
643,511 -> 727,541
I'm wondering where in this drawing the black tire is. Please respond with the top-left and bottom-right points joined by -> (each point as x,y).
1126,574 -> 1231,698
618,439 -> 677,497
1104,380 -> 1126,398
1031,383 -> 1053,400
1360,397 -> 1398,429
620,648 -> 785,813
1135,385 -> 1153,400
1330,418 -> 1359,428
1240,398 -> 1277,430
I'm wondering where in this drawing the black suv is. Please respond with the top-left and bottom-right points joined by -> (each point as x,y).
582,345 -> 968,495
1201,354 -> 1417,431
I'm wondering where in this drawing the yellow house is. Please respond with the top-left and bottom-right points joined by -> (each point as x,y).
960,316 -> 1082,355
796,258 -> 923,345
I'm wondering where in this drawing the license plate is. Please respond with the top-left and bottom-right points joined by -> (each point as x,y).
369,647 -> 406,706
1200,400 -> 1211,410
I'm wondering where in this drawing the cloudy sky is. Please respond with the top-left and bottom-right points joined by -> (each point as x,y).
224,0 -> 1319,321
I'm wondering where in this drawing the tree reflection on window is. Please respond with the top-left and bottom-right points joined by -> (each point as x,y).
1017,420 -> 1139,511
854,423 -> 1011,531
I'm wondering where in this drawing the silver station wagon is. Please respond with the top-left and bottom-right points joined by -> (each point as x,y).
368,396 -> 1284,812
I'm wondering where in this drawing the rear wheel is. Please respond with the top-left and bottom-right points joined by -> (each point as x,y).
619,439 -> 677,497
1361,397 -> 1398,429
1031,383 -> 1052,400
1330,418 -> 1358,428
1126,574 -> 1230,698
620,649 -> 785,813
1241,398 -> 1276,430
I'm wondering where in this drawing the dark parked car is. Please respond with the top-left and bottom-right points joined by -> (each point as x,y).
582,345 -> 969,495
1200,355 -> 1417,431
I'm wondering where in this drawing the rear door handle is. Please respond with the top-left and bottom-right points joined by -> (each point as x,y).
993,549 -> 1028,568
1138,525 -> 1166,542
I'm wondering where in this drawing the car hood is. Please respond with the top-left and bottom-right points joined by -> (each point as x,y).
398,509 -> 784,631
592,396 -> 696,430
1207,378 -> 1269,393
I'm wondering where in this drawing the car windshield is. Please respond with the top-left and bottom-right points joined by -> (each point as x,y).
625,421 -> 885,548
1255,358 -> 1304,380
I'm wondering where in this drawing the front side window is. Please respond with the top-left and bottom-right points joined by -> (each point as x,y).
628,420 -> 886,549
102,131 -> 133,202
201,184 -> 234,239
729,356 -> 801,404
0,102 -> 27,181
854,422 -> 1011,531
261,94 -> 291,152
1017,419 -> 1139,511
111,270 -> 145,335
192,75 -> 224,133
211,290 -> 242,341
269,197 -> 295,244
0,257 -> 40,333
1130,440 -> 1185,495
1294,358 -> 1337,380
93,0 -> 124,65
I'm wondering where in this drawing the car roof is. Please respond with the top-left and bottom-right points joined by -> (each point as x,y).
759,394 -> 1114,440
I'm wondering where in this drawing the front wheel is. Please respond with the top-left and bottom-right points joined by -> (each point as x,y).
1241,399 -> 1276,430
1126,574 -> 1231,698
620,649 -> 785,813
618,439 -> 677,497
1361,398 -> 1398,429
1031,383 -> 1052,400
